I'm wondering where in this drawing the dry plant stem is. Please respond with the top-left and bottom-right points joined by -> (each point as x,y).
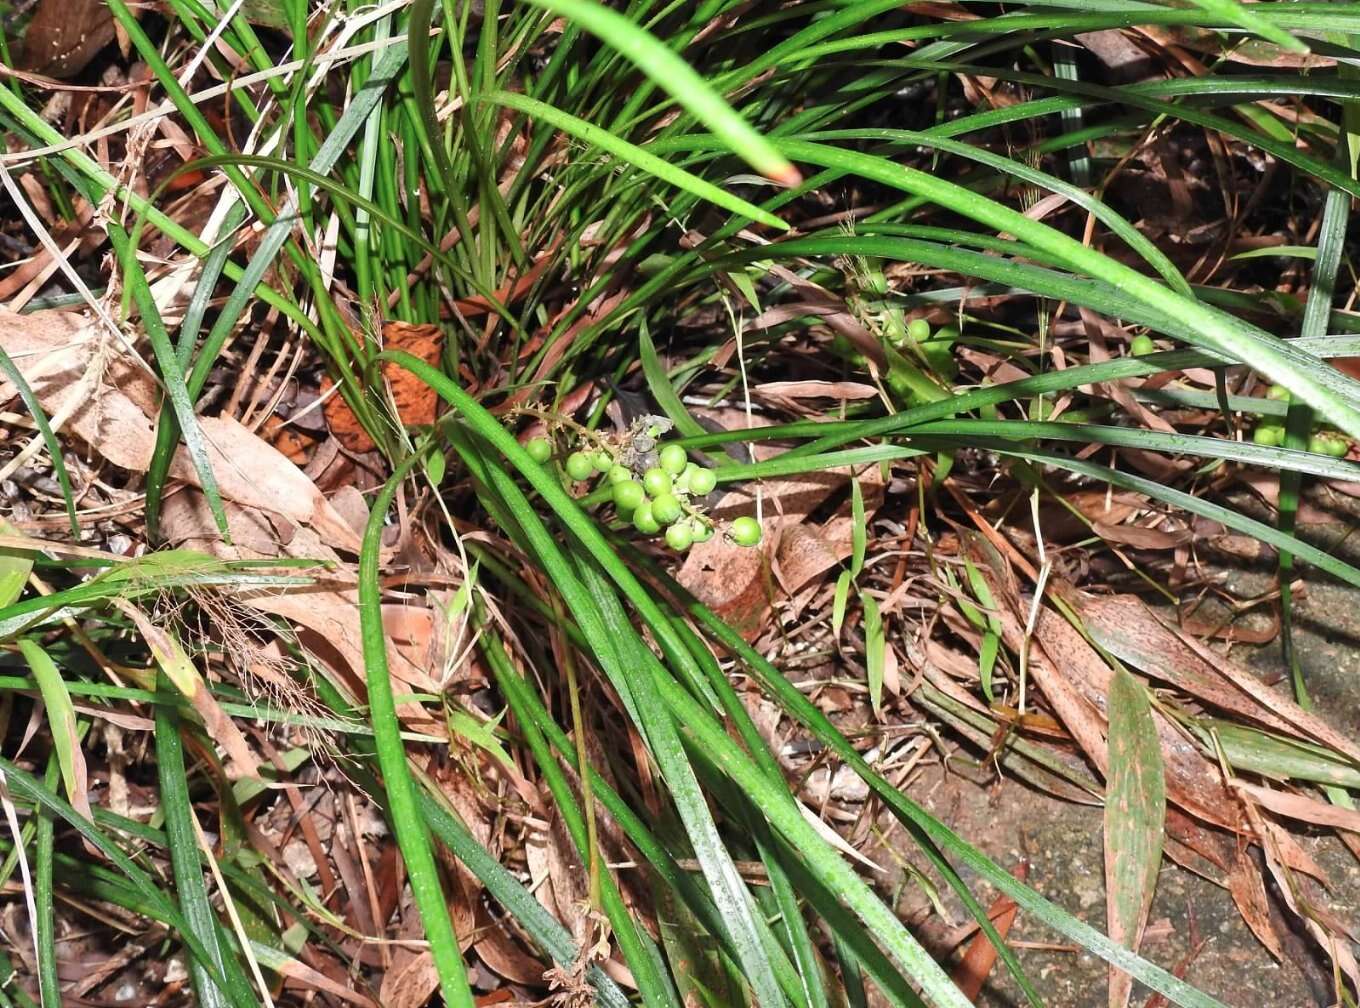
0,29 -> 415,165
191,813 -> 276,1008
0,767 -> 41,991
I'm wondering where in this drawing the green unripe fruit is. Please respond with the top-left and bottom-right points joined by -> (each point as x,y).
1308,431 -> 1349,456
665,523 -> 694,551
1266,384 -> 1291,402
659,443 -> 688,475
906,317 -> 931,342
565,451 -> 594,481
689,517 -> 714,543
608,464 -> 633,484
613,481 -> 645,511
633,501 -> 660,534
729,516 -> 762,547
1128,334 -> 1156,356
592,451 -> 613,472
687,466 -> 717,496
526,437 -> 552,463
642,467 -> 672,498
1252,423 -> 1283,447
651,493 -> 683,525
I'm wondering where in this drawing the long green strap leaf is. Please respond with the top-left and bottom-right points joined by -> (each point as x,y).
490,92 -> 789,230
154,683 -> 240,1008
0,347 -> 78,537
655,582 -> 1225,1008
769,139 -> 1360,440
0,758 -> 248,1005
359,454 -> 475,1008
524,0 -> 797,184
383,351 -> 974,1008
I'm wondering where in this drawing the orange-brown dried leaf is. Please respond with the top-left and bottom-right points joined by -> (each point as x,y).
1227,847 -> 1284,961
261,414 -> 316,465
951,866 -> 1024,1001
322,322 -> 444,453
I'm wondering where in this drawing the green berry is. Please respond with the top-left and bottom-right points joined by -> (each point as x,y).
651,492 -> 682,525
906,317 -> 931,342
565,451 -> 594,481
607,464 -> 633,484
687,466 -> 717,496
689,517 -> 714,543
592,451 -> 614,472
729,516 -> 761,547
665,523 -> 694,551
1252,423 -> 1284,447
1308,431 -> 1349,456
1266,384 -> 1291,402
633,501 -> 660,534
526,437 -> 552,463
1128,334 -> 1157,356
659,443 -> 688,475
613,480 -> 645,511
642,467 -> 672,498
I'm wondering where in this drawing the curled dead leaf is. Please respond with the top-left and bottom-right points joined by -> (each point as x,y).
322,321 -> 445,453
0,310 -> 363,552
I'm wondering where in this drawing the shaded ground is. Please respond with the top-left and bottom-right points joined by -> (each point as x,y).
881,504 -> 1360,1008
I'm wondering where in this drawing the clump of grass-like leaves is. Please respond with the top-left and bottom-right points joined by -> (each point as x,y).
2,0 -> 1360,1006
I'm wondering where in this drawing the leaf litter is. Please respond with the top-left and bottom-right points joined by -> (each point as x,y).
2,9 -> 1360,1006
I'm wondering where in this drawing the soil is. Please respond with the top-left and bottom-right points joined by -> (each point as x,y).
883,502 -> 1360,1008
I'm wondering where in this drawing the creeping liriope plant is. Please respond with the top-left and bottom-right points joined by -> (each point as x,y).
1251,385 -> 1352,455
518,413 -> 763,552
1118,336 -> 1355,453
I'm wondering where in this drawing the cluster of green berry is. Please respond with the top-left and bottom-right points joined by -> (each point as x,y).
1252,385 -> 1351,455
522,430 -> 762,552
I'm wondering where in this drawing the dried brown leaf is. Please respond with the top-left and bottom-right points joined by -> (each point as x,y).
1233,781 -> 1360,832
1080,596 -> 1298,737
1091,520 -> 1192,550
1227,847 -> 1284,960
679,458 -> 879,637
322,321 -> 445,454
18,0 -> 117,77
951,871 -> 1023,1001
970,548 -> 1243,831
115,600 -> 260,780
0,310 -> 362,551
159,492 -> 445,736
754,379 -> 879,401
273,953 -> 379,1008
475,921 -> 550,986
378,951 -> 439,1008
1086,596 -> 1360,768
